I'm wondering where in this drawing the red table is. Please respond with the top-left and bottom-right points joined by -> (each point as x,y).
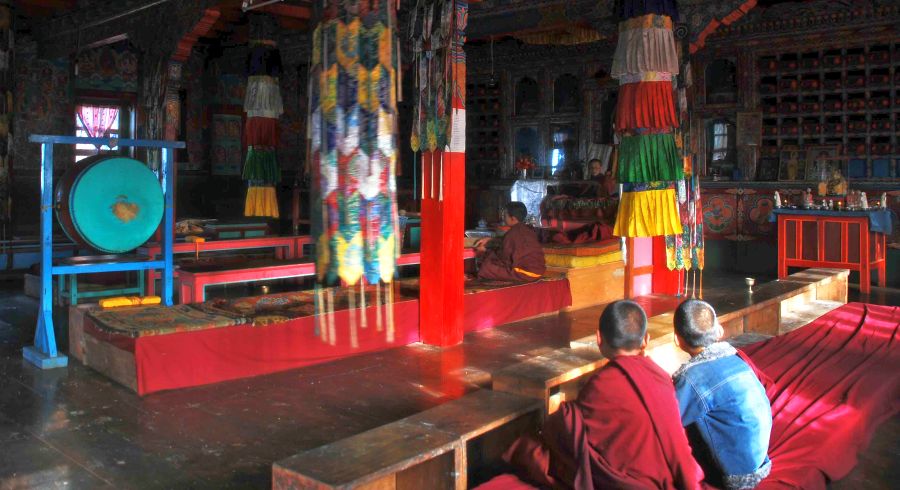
140,236 -> 312,295
775,210 -> 888,293
178,249 -> 477,303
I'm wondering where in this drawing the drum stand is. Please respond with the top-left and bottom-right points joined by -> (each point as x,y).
24,135 -> 184,369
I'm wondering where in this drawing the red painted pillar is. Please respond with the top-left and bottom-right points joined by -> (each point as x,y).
420,151 -> 466,346
652,236 -> 681,295
419,2 -> 468,347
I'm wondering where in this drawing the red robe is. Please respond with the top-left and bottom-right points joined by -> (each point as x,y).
505,355 -> 706,490
478,223 -> 546,282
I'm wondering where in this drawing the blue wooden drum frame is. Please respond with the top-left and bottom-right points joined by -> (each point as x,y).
25,135 -> 184,370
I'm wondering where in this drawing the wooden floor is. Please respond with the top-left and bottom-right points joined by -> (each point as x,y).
0,274 -> 897,489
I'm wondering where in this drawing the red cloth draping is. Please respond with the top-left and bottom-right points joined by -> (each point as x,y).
244,116 -> 279,146
615,81 -> 678,130
740,302 -> 900,489
85,299 -> 420,395
80,277 -> 574,395
501,355 -> 706,489
464,279 -> 572,333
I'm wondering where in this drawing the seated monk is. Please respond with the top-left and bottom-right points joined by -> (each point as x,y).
474,202 -> 546,282
504,300 -> 706,489
673,300 -> 772,490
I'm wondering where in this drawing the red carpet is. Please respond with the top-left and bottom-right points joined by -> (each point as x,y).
741,302 -> 900,489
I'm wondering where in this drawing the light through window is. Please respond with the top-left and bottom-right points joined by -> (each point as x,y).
75,105 -> 120,162
711,122 -> 729,162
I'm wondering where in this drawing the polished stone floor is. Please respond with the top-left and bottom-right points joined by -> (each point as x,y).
0,274 -> 897,489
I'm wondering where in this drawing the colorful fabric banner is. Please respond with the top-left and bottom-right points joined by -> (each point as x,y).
310,0 -> 399,287
243,41 -> 284,218
611,1 -> 684,240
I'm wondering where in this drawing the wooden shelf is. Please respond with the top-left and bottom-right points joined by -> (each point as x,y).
757,42 -> 900,179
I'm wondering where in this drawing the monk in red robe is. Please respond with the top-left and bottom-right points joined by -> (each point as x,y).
504,300 -> 707,489
475,201 -> 546,282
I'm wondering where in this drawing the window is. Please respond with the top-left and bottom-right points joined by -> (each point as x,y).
74,104 -> 121,162
711,122 -> 730,163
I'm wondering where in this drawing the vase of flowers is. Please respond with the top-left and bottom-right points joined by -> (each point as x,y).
515,155 -> 536,179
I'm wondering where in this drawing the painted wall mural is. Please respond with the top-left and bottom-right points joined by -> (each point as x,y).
75,42 -> 139,93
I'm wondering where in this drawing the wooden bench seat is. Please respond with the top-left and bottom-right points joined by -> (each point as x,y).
273,390 -> 541,490
497,268 -> 850,414
492,347 -> 607,415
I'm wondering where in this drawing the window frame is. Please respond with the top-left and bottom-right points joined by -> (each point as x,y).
73,96 -> 135,163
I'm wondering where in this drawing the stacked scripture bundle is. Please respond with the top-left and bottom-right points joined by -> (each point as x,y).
309,0 -> 401,344
612,0 -> 682,238
243,40 -> 284,217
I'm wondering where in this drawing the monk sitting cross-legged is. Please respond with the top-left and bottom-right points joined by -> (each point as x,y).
503,300 -> 707,489
474,201 -> 546,282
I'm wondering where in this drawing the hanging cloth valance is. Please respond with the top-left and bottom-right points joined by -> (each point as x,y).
244,117 -> 279,147
618,0 -> 679,21
611,23 -> 679,77
245,186 -> 280,218
242,146 -> 280,183
617,134 -> 683,183
242,36 -> 283,219
613,184 -> 683,237
616,81 -> 678,130
244,76 -> 284,115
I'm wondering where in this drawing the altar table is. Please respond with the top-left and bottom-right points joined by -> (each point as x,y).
773,209 -> 890,293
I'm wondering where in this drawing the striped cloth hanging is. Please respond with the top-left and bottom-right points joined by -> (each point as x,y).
243,41 -> 284,218
310,0 -> 399,288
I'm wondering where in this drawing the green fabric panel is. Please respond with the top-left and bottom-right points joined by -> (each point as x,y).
242,147 -> 281,183
617,134 -> 683,183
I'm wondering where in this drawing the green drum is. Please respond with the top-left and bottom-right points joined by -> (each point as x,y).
55,155 -> 164,254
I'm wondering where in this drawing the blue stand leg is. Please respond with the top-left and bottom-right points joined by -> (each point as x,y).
162,147 -> 175,306
25,141 -> 67,369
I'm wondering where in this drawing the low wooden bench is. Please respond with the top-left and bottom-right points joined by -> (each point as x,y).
140,235 -> 311,295
178,250 -> 478,304
492,347 -> 607,415
497,268 -> 850,413
273,390 -> 540,490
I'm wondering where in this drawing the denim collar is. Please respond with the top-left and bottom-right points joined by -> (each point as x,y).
672,341 -> 737,381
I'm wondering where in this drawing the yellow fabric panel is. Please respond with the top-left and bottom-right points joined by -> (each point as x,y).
335,233 -> 364,285
100,296 -> 161,309
545,251 -> 623,269
378,234 -> 396,283
613,189 -> 682,237
244,186 -> 280,218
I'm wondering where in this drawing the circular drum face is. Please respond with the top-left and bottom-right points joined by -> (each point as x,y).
56,156 -> 163,254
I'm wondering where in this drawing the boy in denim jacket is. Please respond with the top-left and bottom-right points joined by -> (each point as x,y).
673,300 -> 772,489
